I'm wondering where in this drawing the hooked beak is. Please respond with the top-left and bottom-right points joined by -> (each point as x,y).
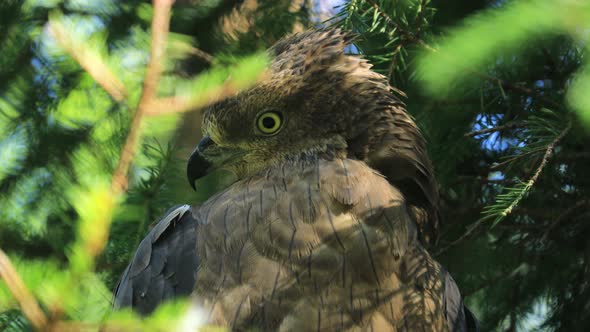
187,135 -> 214,191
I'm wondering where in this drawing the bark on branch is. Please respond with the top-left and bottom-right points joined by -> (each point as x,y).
48,20 -> 127,102
111,0 -> 175,194
0,249 -> 48,331
465,121 -> 526,137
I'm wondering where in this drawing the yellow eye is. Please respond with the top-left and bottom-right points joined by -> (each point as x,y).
256,111 -> 283,135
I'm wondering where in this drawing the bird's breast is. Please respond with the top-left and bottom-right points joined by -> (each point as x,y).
192,158 -> 433,331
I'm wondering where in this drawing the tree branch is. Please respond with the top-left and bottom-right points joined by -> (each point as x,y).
111,0 -> 175,194
0,249 -> 48,331
490,147 -> 547,171
436,118 -> 572,255
143,69 -> 270,116
48,20 -> 127,102
463,273 -> 506,298
414,0 -> 428,36
473,72 -> 563,110
365,0 -> 422,44
465,121 -> 526,137
497,119 -> 572,217
187,46 -> 214,64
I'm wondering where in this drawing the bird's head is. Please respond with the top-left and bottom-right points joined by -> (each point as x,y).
188,28 -> 440,245
188,28 -> 401,190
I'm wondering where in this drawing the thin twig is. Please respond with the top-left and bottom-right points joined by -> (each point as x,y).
413,0 -> 428,36
473,72 -> 562,110
490,147 -> 547,171
48,20 -> 127,102
541,198 -> 590,242
363,1 -> 426,81
0,249 -> 48,331
463,258 -> 527,297
447,175 -> 517,186
365,0 -> 420,43
495,119 -> 572,219
111,0 -> 175,194
187,47 -> 214,64
465,121 -> 526,137
387,43 -> 403,81
435,219 -> 485,256
436,118 -> 572,255
143,70 -> 270,116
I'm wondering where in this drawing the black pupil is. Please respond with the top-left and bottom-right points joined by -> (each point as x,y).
262,116 -> 276,129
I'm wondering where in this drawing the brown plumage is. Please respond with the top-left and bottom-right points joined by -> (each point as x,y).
114,29 -> 478,331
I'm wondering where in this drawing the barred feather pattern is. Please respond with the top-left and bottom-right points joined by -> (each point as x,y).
191,158 -> 451,331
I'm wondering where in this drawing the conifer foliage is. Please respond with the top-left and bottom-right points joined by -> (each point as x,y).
1,0 -> 589,331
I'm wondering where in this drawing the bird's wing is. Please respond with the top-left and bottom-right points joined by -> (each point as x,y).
442,264 -> 480,332
392,242 -> 480,332
113,204 -> 199,315
318,159 -> 474,331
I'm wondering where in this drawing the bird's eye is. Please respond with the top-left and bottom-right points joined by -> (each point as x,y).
256,111 -> 283,135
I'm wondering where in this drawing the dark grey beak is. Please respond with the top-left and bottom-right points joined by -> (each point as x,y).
187,135 -> 214,191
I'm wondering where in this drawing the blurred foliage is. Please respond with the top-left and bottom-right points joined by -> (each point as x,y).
416,0 -> 590,126
1,0 -> 589,331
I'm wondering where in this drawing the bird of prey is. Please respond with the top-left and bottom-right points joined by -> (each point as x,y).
114,28 -> 479,331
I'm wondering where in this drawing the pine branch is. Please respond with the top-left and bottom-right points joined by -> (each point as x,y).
386,43 -> 404,80
143,72 -> 270,116
111,0 -> 175,194
187,47 -> 214,64
48,18 -> 127,102
490,147 -> 547,171
485,118 -> 571,225
413,0 -> 428,36
465,121 -> 526,137
0,250 -> 48,331
365,0 -> 420,43
437,117 -> 572,255
474,71 -> 563,110
0,310 -> 29,331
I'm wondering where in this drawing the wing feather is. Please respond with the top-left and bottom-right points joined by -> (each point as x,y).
113,204 -> 199,315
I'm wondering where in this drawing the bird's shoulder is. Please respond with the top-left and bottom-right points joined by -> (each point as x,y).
113,204 -> 199,315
